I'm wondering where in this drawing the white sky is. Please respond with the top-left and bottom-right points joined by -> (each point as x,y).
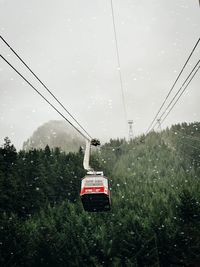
0,0 -> 200,150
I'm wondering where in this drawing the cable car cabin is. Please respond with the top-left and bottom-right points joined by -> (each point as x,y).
80,172 -> 111,212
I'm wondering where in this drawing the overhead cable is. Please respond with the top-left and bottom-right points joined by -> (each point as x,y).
172,130 -> 200,143
146,37 -> 200,134
0,35 -> 92,140
160,64 -> 200,126
0,54 -> 91,142
110,0 -> 128,122
151,59 -> 200,131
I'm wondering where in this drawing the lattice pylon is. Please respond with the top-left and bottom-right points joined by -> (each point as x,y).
128,120 -> 133,140
157,119 -> 162,131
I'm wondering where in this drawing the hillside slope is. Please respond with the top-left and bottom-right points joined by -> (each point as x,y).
0,122 -> 200,266
23,120 -> 85,153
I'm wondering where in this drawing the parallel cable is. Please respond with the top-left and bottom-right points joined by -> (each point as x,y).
150,60 -> 200,130
172,130 -> 200,143
172,132 -> 200,151
171,131 -> 200,149
110,0 -> 128,122
183,143 -> 200,151
0,35 -> 92,140
146,37 -> 200,134
0,54 -> 91,142
160,64 -> 200,126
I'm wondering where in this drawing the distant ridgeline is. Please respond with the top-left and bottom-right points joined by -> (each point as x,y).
23,120 -> 85,153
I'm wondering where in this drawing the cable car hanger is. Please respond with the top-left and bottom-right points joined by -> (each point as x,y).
80,139 -> 111,212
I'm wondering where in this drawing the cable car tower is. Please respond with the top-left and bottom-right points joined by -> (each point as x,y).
157,118 -> 162,131
128,120 -> 133,141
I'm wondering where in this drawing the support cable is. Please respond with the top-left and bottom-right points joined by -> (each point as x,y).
0,35 -> 92,140
146,37 -> 200,134
173,131 -> 200,146
172,130 -> 200,143
110,0 -> 128,122
159,64 -> 200,126
151,60 -> 200,131
0,54 -> 91,142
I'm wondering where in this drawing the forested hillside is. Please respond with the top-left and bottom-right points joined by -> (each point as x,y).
23,120 -> 85,153
0,122 -> 200,267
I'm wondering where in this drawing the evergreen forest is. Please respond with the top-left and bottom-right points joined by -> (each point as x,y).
0,122 -> 200,267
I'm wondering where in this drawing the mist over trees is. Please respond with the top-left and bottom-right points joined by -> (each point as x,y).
0,122 -> 200,267
23,120 -> 85,153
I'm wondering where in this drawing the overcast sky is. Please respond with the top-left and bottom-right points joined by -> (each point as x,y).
0,0 -> 200,150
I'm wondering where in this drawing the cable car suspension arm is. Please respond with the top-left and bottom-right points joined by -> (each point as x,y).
83,139 -> 100,172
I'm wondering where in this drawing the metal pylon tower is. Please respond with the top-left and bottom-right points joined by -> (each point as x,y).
157,118 -> 162,131
128,120 -> 133,140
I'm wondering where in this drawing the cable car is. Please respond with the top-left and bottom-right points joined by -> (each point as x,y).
80,139 -> 111,212
80,171 -> 111,212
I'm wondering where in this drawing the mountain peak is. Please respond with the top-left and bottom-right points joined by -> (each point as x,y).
23,120 -> 85,153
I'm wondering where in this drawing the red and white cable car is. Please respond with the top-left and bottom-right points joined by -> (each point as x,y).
80,139 -> 111,212
80,171 -> 111,212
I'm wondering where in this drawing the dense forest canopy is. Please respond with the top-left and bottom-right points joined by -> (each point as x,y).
0,122 -> 200,267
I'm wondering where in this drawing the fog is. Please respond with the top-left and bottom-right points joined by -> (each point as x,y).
0,0 -> 200,150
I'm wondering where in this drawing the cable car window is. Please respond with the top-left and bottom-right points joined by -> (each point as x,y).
84,179 -> 104,187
